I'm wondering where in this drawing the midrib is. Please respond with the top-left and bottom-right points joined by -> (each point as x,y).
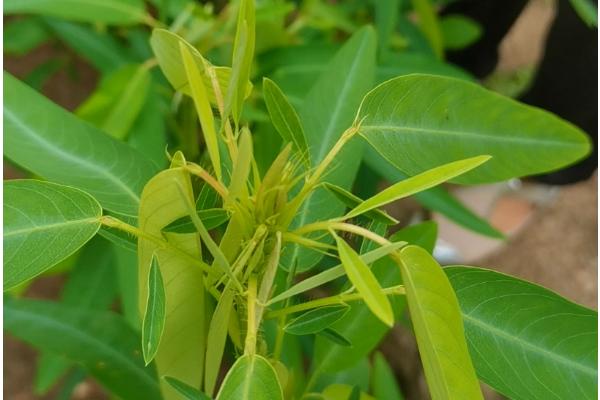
5,217 -> 100,238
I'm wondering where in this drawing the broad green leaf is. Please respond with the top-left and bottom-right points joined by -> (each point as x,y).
398,246 -> 482,399
142,256 -> 166,365
4,0 -> 148,25
334,234 -> 394,327
285,305 -> 350,335
322,384 -> 374,400
4,17 -> 49,55
164,376 -> 211,400
410,0 -> 443,58
181,43 -> 222,180
163,208 -> 229,233
35,237 -> 118,394
346,156 -> 489,219
372,352 -> 404,400
314,222 -> 435,373
358,74 -> 591,184
440,15 -> 482,50
5,298 -> 161,400
150,29 -> 252,104
263,77 -> 310,166
270,242 -> 406,305
363,148 -> 503,238
570,0 -> 598,27
137,161 -> 207,400
323,183 -> 397,225
285,26 -> 377,272
4,180 -> 102,290
44,19 -> 130,73
216,354 -> 283,400
4,73 -> 159,217
204,286 -> 235,396
447,266 -> 598,400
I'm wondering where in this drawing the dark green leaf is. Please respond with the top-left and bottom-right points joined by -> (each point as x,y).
164,376 -> 211,400
318,328 -> 352,347
285,305 -> 350,335
162,208 -> 229,233
372,352 -> 404,400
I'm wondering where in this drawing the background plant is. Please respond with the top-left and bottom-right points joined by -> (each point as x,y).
4,0 -> 598,399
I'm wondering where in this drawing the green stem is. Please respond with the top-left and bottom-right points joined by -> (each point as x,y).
244,276 -> 258,356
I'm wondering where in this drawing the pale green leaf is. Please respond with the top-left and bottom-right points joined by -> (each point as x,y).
398,246 -> 482,399
4,180 -> 102,290
4,72 -> 159,217
4,0 -> 148,25
334,234 -> 394,327
358,74 -> 591,184
447,266 -> 598,400
285,305 -> 350,335
164,376 -> 211,400
263,77 -> 310,166
5,298 -> 161,400
347,156 -> 490,219
372,352 -> 404,400
216,354 -> 283,400
142,256 -> 167,365
323,183 -> 397,225
440,15 -> 482,50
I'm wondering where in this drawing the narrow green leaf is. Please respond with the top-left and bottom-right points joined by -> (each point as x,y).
4,0 -> 148,25
142,256 -> 166,365
4,17 -> 49,56
333,234 -> 394,327
216,354 -> 283,400
347,156 -> 490,219
440,15 -> 482,50
4,180 -> 102,290
323,182 -> 398,225
228,129 -> 253,201
358,74 -> 591,184
285,305 -> 350,335
180,43 -> 222,180
318,328 -> 352,347
4,73 -> 159,217
263,77 -> 310,166
5,298 -> 161,400
162,208 -> 229,234
164,376 -> 211,400
398,246 -> 482,399
375,0 -> 400,59
372,352 -> 404,400
410,0 -> 443,58
205,286 -> 235,396
447,266 -> 598,400
570,0 -> 598,27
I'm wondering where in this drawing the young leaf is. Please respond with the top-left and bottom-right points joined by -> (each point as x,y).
263,77 -> 310,166
5,298 -> 161,400
323,182 -> 398,225
284,26 -> 377,272
162,208 -> 229,234
346,156 -> 490,219
285,305 -> 350,335
228,129 -> 253,201
318,328 -> 352,347
447,266 -> 598,400
205,286 -> 235,396
216,354 -> 283,400
142,256 -> 166,365
180,43 -> 222,180
164,376 -> 211,400
398,246 -> 483,399
4,180 -> 102,290
333,234 -> 394,327
358,74 -> 591,184
372,352 -> 404,400
4,73 -> 159,217
4,0 -> 148,25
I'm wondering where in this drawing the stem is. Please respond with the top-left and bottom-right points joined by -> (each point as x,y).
184,163 -> 228,198
244,276 -> 258,356
265,285 -> 406,319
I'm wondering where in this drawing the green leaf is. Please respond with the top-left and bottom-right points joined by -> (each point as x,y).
322,384 -> 374,400
447,266 -> 598,400
162,208 -> 229,233
216,354 -> 283,400
323,183 -> 397,225
398,246 -> 482,399
150,29 -> 252,104
4,73 -> 159,217
347,156 -> 489,219
372,352 -> 404,400
333,234 -> 394,327
319,328 -> 353,347
137,161 -> 208,400
4,180 -> 102,290
285,305 -> 350,335
164,376 -> 211,400
570,0 -> 598,27
5,298 -> 161,400
410,0 -> 443,58
377,52 -> 474,82
263,77 -> 310,166
313,222 -> 435,373
142,256 -> 167,365
4,17 -> 49,55
4,0 -> 148,25
375,0 -> 400,60
440,15 -> 482,50
358,74 -> 591,184
285,26 -> 377,272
